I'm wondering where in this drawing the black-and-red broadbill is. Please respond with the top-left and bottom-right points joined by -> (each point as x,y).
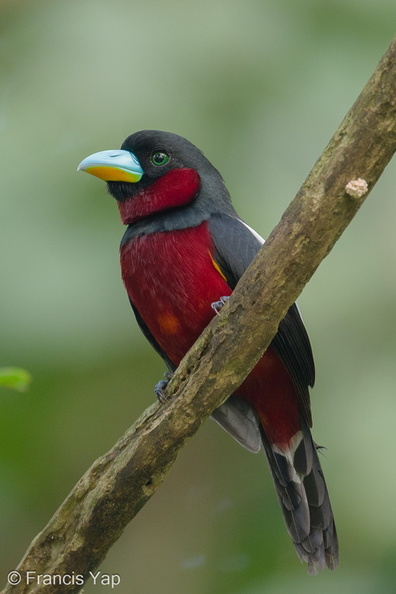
78,130 -> 338,573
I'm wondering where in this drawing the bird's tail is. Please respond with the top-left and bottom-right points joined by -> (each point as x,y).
260,419 -> 339,574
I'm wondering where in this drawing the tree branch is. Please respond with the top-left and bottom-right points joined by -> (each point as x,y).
4,37 -> 396,593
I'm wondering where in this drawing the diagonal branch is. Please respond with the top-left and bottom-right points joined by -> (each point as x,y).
3,37 -> 396,594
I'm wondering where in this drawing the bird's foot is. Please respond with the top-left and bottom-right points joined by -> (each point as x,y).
154,372 -> 173,403
211,296 -> 230,315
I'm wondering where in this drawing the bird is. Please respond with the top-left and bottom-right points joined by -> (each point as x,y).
78,130 -> 338,574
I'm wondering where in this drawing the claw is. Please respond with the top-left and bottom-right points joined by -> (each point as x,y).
211,295 -> 230,315
154,372 -> 173,403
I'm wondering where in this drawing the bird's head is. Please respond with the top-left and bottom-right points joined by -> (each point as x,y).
78,130 -> 233,226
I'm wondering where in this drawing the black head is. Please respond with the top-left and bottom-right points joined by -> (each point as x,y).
78,130 -> 236,232
107,130 -> 225,201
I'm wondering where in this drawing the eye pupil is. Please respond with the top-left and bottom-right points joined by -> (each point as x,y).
151,151 -> 170,166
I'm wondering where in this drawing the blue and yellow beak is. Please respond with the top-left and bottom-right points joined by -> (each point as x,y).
77,149 -> 143,183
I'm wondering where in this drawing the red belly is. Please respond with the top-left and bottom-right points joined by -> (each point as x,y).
121,221 -> 300,446
120,222 -> 232,365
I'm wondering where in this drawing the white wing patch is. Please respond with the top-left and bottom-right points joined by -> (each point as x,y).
238,219 -> 265,245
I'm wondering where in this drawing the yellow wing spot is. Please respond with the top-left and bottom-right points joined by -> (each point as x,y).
209,252 -> 227,282
158,313 -> 181,335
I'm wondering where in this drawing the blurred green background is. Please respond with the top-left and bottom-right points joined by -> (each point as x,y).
1,1 -> 396,592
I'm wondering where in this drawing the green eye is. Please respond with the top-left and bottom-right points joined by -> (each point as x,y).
151,151 -> 170,166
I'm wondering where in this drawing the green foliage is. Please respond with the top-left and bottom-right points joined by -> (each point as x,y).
0,367 -> 32,392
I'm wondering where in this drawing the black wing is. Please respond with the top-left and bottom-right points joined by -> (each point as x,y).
208,212 -> 315,427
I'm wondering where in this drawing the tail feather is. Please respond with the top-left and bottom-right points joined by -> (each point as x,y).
261,420 -> 338,574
